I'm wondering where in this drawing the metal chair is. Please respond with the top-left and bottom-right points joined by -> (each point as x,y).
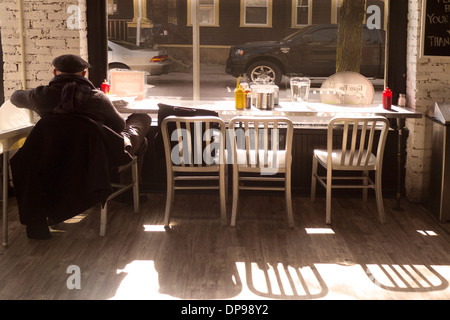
228,116 -> 294,228
161,115 -> 227,227
311,116 -> 390,224
100,156 -> 139,236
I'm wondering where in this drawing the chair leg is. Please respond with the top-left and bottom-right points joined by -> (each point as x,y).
363,170 -> 369,202
285,172 -> 294,229
164,175 -> 174,227
230,168 -> 239,227
375,169 -> 386,224
311,155 -> 318,202
325,167 -> 332,224
100,202 -> 107,236
132,162 -> 139,213
225,165 -> 229,202
219,168 -> 227,225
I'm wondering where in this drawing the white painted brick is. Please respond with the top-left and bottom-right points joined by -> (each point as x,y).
24,11 -> 49,21
34,39 -> 66,47
38,4 -> 64,11
1,0 -> 88,102
1,28 -> 21,37
50,48 -> 81,57
31,20 -> 65,29
2,45 -> 18,55
405,0 -> 450,202
36,70 -> 53,81
47,12 -> 70,21
48,29 -> 71,38
23,29 -> 48,39
26,62 -> 52,72
24,46 -> 52,55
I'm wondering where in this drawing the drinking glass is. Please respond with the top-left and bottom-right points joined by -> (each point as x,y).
290,77 -> 311,102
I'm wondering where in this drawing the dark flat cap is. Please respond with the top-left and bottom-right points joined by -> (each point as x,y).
52,54 -> 90,73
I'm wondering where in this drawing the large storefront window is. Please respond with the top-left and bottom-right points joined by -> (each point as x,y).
106,0 -> 388,103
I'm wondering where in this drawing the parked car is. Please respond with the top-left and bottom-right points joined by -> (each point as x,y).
225,24 -> 385,85
107,39 -> 170,76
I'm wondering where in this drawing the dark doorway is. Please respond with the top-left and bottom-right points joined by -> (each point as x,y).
0,27 -> 5,105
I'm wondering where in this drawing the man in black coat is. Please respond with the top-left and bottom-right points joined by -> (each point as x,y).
8,54 -> 151,239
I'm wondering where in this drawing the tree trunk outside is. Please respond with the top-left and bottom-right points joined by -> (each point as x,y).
336,0 -> 366,73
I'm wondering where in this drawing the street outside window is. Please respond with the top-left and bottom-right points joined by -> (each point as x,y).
106,0 -> 387,103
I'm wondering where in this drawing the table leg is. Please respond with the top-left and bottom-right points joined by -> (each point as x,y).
2,150 -> 9,247
393,118 -> 404,211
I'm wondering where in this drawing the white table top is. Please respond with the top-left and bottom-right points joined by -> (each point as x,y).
113,98 -> 422,122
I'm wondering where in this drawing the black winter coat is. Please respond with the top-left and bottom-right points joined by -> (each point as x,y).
10,114 -> 132,226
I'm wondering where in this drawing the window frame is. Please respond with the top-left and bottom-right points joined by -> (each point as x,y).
292,0 -> 312,27
331,0 -> 342,24
187,0 -> 220,27
240,0 -> 273,28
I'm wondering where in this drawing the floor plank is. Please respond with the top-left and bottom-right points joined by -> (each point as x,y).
0,192 -> 449,300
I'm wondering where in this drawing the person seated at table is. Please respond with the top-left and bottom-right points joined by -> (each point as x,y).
9,54 -> 151,239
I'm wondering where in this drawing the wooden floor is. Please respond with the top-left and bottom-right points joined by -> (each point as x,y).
1,192 -> 449,300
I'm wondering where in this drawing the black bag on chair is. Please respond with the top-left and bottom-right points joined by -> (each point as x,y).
154,103 -> 219,151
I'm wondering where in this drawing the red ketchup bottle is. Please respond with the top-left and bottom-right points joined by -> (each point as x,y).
382,87 -> 392,110
101,80 -> 110,94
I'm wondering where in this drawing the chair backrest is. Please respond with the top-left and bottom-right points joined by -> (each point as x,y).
327,116 -> 390,168
228,116 -> 294,173
155,103 -> 219,151
161,115 -> 226,169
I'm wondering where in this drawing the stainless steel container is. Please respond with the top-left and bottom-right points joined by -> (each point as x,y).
256,89 -> 274,110
250,84 -> 279,106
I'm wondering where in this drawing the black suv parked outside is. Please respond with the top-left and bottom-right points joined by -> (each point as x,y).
225,24 -> 385,85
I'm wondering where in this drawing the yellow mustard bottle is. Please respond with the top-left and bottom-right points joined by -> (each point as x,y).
235,76 -> 245,110
235,85 -> 245,110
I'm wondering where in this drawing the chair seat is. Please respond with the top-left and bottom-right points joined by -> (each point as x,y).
314,149 -> 377,170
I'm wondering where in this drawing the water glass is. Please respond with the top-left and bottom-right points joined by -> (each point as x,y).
290,77 -> 311,102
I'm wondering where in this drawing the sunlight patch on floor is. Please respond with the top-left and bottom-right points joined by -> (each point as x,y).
109,260 -> 450,300
416,230 -> 439,236
305,228 -> 335,234
143,225 -> 167,232
110,260 -> 176,300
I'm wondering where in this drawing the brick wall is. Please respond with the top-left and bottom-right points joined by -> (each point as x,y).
0,0 -> 87,100
406,0 -> 450,202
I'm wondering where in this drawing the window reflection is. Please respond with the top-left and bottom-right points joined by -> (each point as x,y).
106,0 -> 387,103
